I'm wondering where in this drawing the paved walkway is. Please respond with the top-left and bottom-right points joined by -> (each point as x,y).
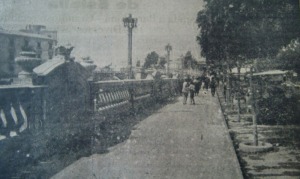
52,91 -> 243,179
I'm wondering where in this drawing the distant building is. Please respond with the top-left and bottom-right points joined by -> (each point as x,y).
20,25 -> 57,40
92,66 -> 126,81
0,25 -> 57,78
169,58 -> 183,74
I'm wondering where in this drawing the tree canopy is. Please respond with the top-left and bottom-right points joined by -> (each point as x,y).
158,57 -> 167,69
183,51 -> 198,69
196,0 -> 300,68
143,51 -> 159,69
276,38 -> 300,75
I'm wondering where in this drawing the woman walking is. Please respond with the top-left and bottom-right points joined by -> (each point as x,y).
194,78 -> 200,96
189,81 -> 196,105
182,79 -> 190,105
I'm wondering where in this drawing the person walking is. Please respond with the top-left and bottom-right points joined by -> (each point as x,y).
210,77 -> 217,97
223,82 -> 227,101
194,78 -> 200,96
182,79 -> 190,105
189,81 -> 196,105
204,76 -> 210,91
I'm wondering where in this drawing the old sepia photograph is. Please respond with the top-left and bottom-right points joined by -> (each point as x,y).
0,0 -> 300,178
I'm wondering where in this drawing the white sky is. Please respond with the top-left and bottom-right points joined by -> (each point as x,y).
0,0 -> 205,69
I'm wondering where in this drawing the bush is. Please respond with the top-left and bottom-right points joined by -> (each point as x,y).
257,87 -> 299,125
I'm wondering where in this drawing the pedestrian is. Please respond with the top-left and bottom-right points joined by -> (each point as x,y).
182,79 -> 190,105
204,76 -> 210,91
223,82 -> 227,101
194,78 -> 200,96
189,81 -> 196,105
178,75 -> 184,96
210,77 -> 217,97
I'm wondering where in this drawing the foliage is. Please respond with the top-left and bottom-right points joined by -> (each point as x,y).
143,51 -> 159,69
158,57 -> 167,69
136,60 -> 141,67
183,51 -> 198,69
254,58 -> 278,72
165,44 -> 172,51
196,0 -> 300,68
275,38 -> 300,75
257,87 -> 299,125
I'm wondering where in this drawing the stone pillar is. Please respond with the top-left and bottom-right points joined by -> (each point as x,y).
48,42 -> 54,59
36,42 -> 42,58
8,37 -> 15,74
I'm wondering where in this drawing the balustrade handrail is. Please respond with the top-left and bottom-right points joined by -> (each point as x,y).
91,78 -> 176,85
90,78 -> 179,113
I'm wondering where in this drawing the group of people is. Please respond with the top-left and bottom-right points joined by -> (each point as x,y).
181,73 -> 218,105
182,79 -> 196,105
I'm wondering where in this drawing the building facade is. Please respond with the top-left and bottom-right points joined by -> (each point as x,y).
0,25 -> 57,78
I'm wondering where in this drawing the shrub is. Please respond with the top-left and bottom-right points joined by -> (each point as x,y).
257,87 -> 299,125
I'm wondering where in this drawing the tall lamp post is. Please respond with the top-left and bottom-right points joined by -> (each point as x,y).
123,14 -> 137,79
165,43 -> 172,77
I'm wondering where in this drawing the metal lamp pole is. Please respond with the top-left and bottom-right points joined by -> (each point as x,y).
165,43 -> 172,77
123,14 -> 137,79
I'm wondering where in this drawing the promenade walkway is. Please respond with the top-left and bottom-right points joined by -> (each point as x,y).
52,92 -> 243,179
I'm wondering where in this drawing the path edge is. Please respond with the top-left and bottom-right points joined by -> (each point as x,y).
216,91 -> 244,179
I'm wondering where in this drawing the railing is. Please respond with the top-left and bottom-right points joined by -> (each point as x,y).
0,86 -> 46,138
0,78 -> 179,139
0,77 -> 180,179
90,78 -> 179,114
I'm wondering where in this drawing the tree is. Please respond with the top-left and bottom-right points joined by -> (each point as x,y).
143,51 -> 159,69
158,57 -> 167,68
136,60 -> 141,67
196,0 -> 300,69
183,51 -> 198,69
276,38 -> 300,76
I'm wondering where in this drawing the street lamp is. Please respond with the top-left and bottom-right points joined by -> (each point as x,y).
165,43 -> 172,77
123,14 -> 137,79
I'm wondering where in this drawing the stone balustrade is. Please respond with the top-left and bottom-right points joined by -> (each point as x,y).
90,78 -> 179,114
0,86 -> 46,139
0,78 -> 179,140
